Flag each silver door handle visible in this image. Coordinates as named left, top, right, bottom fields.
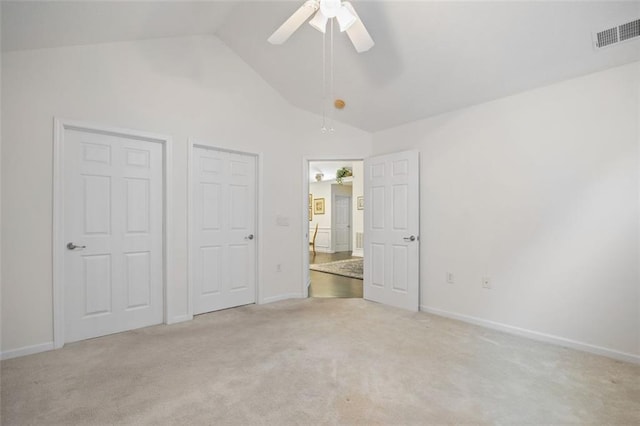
left=245, top=234, right=254, bottom=240
left=403, top=236, right=416, bottom=242
left=67, top=242, right=86, bottom=250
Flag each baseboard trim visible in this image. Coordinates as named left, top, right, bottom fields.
left=262, top=293, right=304, bottom=304
left=313, top=248, right=335, bottom=254
left=421, top=305, right=640, bottom=365
left=1, top=341, right=55, bottom=361
left=351, top=249, right=363, bottom=257
left=167, top=314, right=193, bottom=325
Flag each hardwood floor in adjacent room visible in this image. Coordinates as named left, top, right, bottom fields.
left=308, top=251, right=363, bottom=298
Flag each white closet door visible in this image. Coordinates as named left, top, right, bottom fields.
left=192, top=147, right=257, bottom=315
left=64, top=129, right=164, bottom=343
left=364, top=150, right=420, bottom=311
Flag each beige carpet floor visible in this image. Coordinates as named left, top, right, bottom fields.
left=2, top=298, right=639, bottom=425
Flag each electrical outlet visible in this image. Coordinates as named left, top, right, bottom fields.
left=276, top=264, right=282, bottom=272
left=446, top=272, right=454, bottom=284
left=482, top=277, right=491, bottom=289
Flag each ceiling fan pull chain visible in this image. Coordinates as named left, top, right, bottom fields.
left=321, top=25, right=327, bottom=133
left=329, top=17, right=335, bottom=132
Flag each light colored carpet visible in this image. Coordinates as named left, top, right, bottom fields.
left=309, top=259, right=363, bottom=280
left=2, top=298, right=639, bottom=425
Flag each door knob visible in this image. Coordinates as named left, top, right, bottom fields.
left=67, top=242, right=86, bottom=250
left=246, top=234, right=254, bottom=240
left=403, top=235, right=416, bottom=242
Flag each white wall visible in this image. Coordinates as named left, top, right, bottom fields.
left=1, top=35, right=371, bottom=355
left=309, top=180, right=333, bottom=229
left=637, top=63, right=640, bottom=355
left=0, top=4, right=3, bottom=354
left=308, top=180, right=354, bottom=253
left=309, top=180, right=333, bottom=252
left=351, top=161, right=364, bottom=257
left=373, top=62, right=640, bottom=359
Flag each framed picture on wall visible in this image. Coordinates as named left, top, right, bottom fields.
left=357, top=196, right=364, bottom=210
left=314, top=198, right=325, bottom=215
left=309, top=207, right=313, bottom=221
left=309, top=193, right=313, bottom=207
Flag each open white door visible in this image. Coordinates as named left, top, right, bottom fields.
left=363, top=151, right=420, bottom=311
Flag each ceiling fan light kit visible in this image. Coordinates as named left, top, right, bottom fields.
left=319, top=0, right=340, bottom=18
left=318, top=0, right=356, bottom=32
left=268, top=0, right=374, bottom=52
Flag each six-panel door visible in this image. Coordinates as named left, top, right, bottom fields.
left=192, top=147, right=257, bottom=315
left=363, top=151, right=420, bottom=311
left=64, top=129, right=164, bottom=343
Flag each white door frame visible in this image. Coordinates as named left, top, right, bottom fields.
left=187, top=139, right=262, bottom=316
left=302, top=156, right=363, bottom=297
left=52, top=118, right=174, bottom=349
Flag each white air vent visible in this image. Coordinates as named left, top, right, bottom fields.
left=594, top=18, right=640, bottom=49
left=619, top=19, right=640, bottom=41
left=355, top=232, right=364, bottom=250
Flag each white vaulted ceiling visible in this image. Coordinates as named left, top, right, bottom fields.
left=3, top=1, right=640, bottom=132
left=1, top=1, right=237, bottom=51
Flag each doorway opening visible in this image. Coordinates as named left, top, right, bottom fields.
left=305, top=160, right=364, bottom=298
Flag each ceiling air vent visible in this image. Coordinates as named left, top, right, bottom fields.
left=594, top=18, right=640, bottom=49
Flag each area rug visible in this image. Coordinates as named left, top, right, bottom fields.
left=309, top=258, right=363, bottom=280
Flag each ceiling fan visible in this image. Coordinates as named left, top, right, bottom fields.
left=268, top=0, right=375, bottom=53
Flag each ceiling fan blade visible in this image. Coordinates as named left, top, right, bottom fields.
left=343, top=2, right=375, bottom=53
left=309, top=10, right=328, bottom=34
left=268, top=1, right=319, bottom=45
